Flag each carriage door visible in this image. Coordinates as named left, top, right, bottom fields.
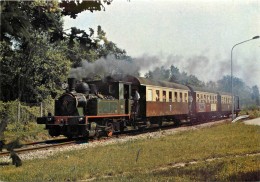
left=139, top=86, right=146, bottom=117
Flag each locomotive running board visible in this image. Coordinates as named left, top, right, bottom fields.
left=86, top=114, right=130, bottom=119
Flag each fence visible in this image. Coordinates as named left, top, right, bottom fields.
left=0, top=100, right=54, bottom=132
left=16, top=101, right=54, bottom=123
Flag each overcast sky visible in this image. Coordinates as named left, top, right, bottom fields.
left=64, top=0, right=260, bottom=88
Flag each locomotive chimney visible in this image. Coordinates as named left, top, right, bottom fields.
left=68, top=78, right=76, bottom=92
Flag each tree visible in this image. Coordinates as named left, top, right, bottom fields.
left=60, top=0, right=113, bottom=18
left=145, top=66, right=170, bottom=81
left=0, top=1, right=72, bottom=102
left=252, top=85, right=260, bottom=106
left=216, top=75, right=231, bottom=93
left=0, top=1, right=132, bottom=102
left=145, top=65, right=205, bottom=88
left=206, top=81, right=218, bottom=92
left=0, top=1, right=63, bottom=45
left=0, top=31, right=71, bottom=102
left=169, top=65, right=181, bottom=83
left=217, top=75, right=256, bottom=107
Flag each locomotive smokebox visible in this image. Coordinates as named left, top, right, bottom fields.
left=68, top=77, right=76, bottom=92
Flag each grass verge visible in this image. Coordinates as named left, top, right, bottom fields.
left=0, top=122, right=259, bottom=181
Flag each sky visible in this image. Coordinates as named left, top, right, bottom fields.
left=64, top=0, right=260, bottom=88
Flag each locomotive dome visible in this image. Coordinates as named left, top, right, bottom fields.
left=76, top=82, right=90, bottom=94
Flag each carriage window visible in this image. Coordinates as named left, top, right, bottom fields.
left=184, top=93, right=188, bottom=102
left=156, top=90, right=160, bottom=101
left=147, top=89, right=153, bottom=101
left=163, top=91, right=166, bottom=102
left=169, top=91, right=172, bottom=102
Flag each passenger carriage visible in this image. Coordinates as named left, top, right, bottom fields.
left=124, top=76, right=191, bottom=125
left=189, top=87, right=219, bottom=120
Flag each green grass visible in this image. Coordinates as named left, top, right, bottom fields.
left=0, top=122, right=259, bottom=181
left=109, top=155, right=260, bottom=182
left=4, top=122, right=50, bottom=144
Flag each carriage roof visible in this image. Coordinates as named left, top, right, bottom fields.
left=124, top=75, right=190, bottom=90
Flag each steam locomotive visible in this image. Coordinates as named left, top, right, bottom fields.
left=37, top=75, right=240, bottom=138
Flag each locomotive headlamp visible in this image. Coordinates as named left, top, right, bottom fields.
left=78, top=117, right=85, bottom=124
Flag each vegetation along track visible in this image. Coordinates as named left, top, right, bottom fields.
left=0, top=117, right=229, bottom=158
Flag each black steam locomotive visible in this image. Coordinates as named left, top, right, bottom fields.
left=37, top=75, right=240, bottom=138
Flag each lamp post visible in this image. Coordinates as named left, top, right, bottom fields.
left=231, top=36, right=259, bottom=120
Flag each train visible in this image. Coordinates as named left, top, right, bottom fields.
left=37, top=75, right=240, bottom=138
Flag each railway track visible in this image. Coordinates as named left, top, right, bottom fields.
left=0, top=138, right=80, bottom=157
left=0, top=118, right=229, bottom=157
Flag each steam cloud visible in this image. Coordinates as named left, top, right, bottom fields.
left=69, top=53, right=259, bottom=88
left=69, top=55, right=140, bottom=80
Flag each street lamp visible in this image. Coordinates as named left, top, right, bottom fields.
left=231, top=36, right=259, bottom=120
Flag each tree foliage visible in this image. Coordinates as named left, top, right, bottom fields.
left=0, top=0, right=132, bottom=102
left=60, top=0, right=113, bottom=18
left=251, top=85, right=259, bottom=106
left=0, top=1, right=63, bottom=45
left=0, top=31, right=71, bottom=102
left=217, top=76, right=258, bottom=107
left=145, top=65, right=205, bottom=87
left=0, top=1, right=69, bottom=102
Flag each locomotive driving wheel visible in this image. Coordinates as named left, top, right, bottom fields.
left=105, top=121, right=114, bottom=137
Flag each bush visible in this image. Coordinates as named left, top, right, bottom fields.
left=0, top=99, right=54, bottom=142
left=240, top=106, right=260, bottom=119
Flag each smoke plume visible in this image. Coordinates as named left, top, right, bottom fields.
left=69, top=55, right=140, bottom=80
